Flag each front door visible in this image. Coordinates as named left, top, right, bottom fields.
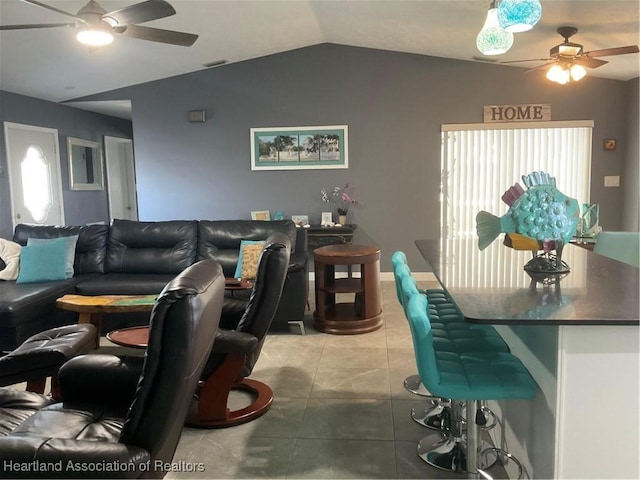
left=4, top=122, right=65, bottom=228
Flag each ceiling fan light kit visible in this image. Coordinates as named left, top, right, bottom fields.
left=499, top=25, right=638, bottom=85
left=74, top=0, right=113, bottom=46
left=570, top=64, right=587, bottom=81
left=476, top=2, right=514, bottom=55
left=546, top=63, right=586, bottom=84
left=497, top=0, right=543, bottom=33
left=76, top=27, right=113, bottom=46
left=0, top=0, right=198, bottom=47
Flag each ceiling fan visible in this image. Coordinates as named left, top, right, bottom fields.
left=0, top=0, right=198, bottom=47
left=502, top=26, right=639, bottom=83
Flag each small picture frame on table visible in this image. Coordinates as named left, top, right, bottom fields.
left=321, top=212, right=333, bottom=226
left=291, top=215, right=309, bottom=227
left=251, top=210, right=271, bottom=221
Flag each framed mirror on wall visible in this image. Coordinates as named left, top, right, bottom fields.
left=67, top=137, right=104, bottom=190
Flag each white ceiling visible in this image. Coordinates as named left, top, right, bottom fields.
left=1, top=0, right=638, bottom=119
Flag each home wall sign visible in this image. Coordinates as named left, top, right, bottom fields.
left=483, top=104, right=551, bottom=123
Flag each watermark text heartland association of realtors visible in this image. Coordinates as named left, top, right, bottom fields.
left=3, top=459, right=205, bottom=474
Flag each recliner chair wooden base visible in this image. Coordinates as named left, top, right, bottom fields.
left=186, top=352, right=274, bottom=428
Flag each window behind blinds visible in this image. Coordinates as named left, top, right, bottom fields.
left=440, top=121, right=593, bottom=288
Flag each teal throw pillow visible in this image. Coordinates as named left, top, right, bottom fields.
left=234, top=240, right=265, bottom=279
left=28, top=235, right=78, bottom=278
left=17, top=239, right=68, bottom=283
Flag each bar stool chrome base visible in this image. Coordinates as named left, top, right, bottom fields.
left=417, top=433, right=498, bottom=473
left=404, top=374, right=434, bottom=397
left=404, top=374, right=453, bottom=432
left=411, top=399, right=451, bottom=430
left=478, top=448, right=525, bottom=480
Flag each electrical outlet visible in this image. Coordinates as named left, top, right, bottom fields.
left=604, top=175, right=620, bottom=187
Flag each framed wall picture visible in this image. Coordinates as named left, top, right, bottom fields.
left=250, top=125, right=348, bottom=171
left=251, top=210, right=271, bottom=221
left=603, top=139, right=616, bottom=151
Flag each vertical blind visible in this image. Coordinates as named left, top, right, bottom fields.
left=440, top=121, right=593, bottom=288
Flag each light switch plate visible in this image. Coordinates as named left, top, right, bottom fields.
left=604, top=175, right=620, bottom=187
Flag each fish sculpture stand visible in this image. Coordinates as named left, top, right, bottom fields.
left=506, top=271, right=570, bottom=321
left=476, top=171, right=580, bottom=274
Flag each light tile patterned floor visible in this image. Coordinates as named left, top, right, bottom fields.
left=162, top=281, right=509, bottom=479
left=9, top=281, right=509, bottom=478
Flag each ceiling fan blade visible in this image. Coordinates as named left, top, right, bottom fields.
left=576, top=57, right=608, bottom=69
left=20, top=0, right=80, bottom=20
left=103, top=0, right=175, bottom=27
left=0, top=22, right=73, bottom=30
left=500, top=58, right=552, bottom=64
left=584, top=45, right=639, bottom=57
left=116, top=25, right=198, bottom=46
left=525, top=61, right=557, bottom=73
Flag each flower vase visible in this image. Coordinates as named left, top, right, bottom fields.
left=338, top=214, right=347, bottom=225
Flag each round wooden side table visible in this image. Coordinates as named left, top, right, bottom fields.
left=313, top=244, right=383, bottom=334
left=106, top=326, right=149, bottom=349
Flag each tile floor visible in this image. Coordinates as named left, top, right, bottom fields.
left=9, top=280, right=510, bottom=479
left=153, top=281, right=510, bottom=479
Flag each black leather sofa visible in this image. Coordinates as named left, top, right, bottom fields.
left=0, top=219, right=308, bottom=351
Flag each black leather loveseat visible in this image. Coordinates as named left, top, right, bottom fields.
left=0, top=219, right=308, bottom=351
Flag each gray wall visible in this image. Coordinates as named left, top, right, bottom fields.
left=0, top=91, right=133, bottom=239
left=32, top=44, right=640, bottom=270
left=623, top=77, right=639, bottom=231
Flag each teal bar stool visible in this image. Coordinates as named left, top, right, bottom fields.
left=392, top=253, right=510, bottom=418
left=399, top=271, right=509, bottom=434
left=392, top=251, right=434, bottom=396
left=593, top=231, right=640, bottom=268
left=399, top=271, right=508, bottom=352
left=394, top=257, right=510, bottom=440
left=405, top=292, right=537, bottom=475
left=392, top=251, right=467, bottom=394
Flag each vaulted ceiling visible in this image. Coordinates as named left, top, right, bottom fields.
left=1, top=0, right=638, bottom=119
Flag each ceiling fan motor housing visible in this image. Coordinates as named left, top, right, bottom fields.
left=76, top=0, right=111, bottom=28
left=551, top=26, right=583, bottom=58
left=551, top=42, right=583, bottom=58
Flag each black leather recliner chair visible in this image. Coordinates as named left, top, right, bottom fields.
left=186, top=232, right=291, bottom=428
left=0, top=259, right=226, bottom=478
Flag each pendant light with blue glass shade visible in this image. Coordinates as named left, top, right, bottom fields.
left=498, top=0, right=543, bottom=33
left=476, top=1, right=514, bottom=55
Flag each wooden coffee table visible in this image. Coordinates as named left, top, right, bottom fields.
left=56, top=294, right=157, bottom=348
left=57, top=279, right=253, bottom=349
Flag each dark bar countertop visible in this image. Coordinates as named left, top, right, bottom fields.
left=415, top=239, right=639, bottom=326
